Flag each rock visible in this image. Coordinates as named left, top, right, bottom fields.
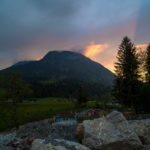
left=31, top=139, right=67, bottom=150
left=0, top=132, right=16, bottom=150
left=1, top=136, right=34, bottom=150
left=0, top=146, right=13, bottom=150
left=33, top=138, right=90, bottom=150
left=54, top=146, right=67, bottom=150
left=142, top=145, right=150, bottom=150
left=16, top=120, right=51, bottom=138
left=52, top=139, right=90, bottom=150
left=0, top=132, right=16, bottom=146
left=46, top=121, right=78, bottom=142
left=129, top=119, right=150, bottom=144
left=81, top=111, right=143, bottom=150
left=76, top=124, right=84, bottom=143
left=31, top=139, right=53, bottom=150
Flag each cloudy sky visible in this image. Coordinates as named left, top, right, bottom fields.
left=0, top=0, right=150, bottom=71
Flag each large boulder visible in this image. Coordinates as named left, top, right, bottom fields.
left=129, top=119, right=150, bottom=144
left=16, top=120, right=51, bottom=138
left=46, top=121, right=78, bottom=142
left=80, top=111, right=143, bottom=150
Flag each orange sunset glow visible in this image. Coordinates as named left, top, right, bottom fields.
left=136, top=44, right=148, bottom=52
left=84, top=42, right=109, bottom=58
left=35, top=56, right=42, bottom=61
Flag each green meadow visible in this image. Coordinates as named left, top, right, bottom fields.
left=0, top=97, right=98, bottom=132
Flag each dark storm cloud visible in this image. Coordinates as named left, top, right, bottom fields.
left=0, top=0, right=138, bottom=51
left=0, top=0, right=78, bottom=49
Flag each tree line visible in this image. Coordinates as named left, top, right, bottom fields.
left=113, top=36, right=150, bottom=113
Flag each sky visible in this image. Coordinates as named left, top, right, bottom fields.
left=0, top=0, right=150, bottom=72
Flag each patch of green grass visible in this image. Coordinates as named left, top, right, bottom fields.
left=0, top=97, right=87, bottom=132
left=0, top=97, right=122, bottom=132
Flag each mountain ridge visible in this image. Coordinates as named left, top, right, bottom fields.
left=2, top=50, right=114, bottom=86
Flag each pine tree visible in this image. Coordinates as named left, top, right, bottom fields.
left=141, top=43, right=150, bottom=112
left=145, top=44, right=150, bottom=83
left=113, top=37, right=139, bottom=111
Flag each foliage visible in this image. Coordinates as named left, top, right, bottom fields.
left=137, top=50, right=147, bottom=81
left=145, top=44, right=150, bottom=83
left=77, top=86, right=88, bottom=104
left=0, top=70, right=33, bottom=101
left=26, top=78, right=111, bottom=98
left=139, top=44, right=150, bottom=113
left=113, top=37, right=140, bottom=112
left=0, top=70, right=33, bottom=129
left=139, top=83, right=150, bottom=113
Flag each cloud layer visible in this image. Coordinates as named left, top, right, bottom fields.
left=0, top=0, right=150, bottom=71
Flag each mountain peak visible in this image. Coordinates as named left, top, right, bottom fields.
left=43, top=50, right=83, bottom=59
left=2, top=50, right=114, bottom=86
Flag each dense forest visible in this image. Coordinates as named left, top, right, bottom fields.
left=26, top=77, right=111, bottom=98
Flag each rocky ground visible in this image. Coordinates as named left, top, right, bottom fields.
left=0, top=111, right=150, bottom=150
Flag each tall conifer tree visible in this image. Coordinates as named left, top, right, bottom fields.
left=145, top=44, right=150, bottom=83
left=113, top=37, right=139, bottom=111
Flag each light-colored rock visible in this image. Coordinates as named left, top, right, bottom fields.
left=31, top=139, right=53, bottom=150
left=129, top=119, right=150, bottom=144
left=31, top=139, right=67, bottom=150
left=81, top=111, right=143, bottom=150
left=53, top=139, right=90, bottom=150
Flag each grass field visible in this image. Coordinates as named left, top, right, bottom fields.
left=0, top=97, right=97, bottom=132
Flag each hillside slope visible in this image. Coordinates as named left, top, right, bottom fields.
left=4, top=51, right=114, bottom=86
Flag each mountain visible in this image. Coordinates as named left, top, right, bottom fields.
left=3, top=51, right=114, bottom=86
left=12, top=60, right=34, bottom=67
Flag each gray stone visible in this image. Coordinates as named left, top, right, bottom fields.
left=31, top=138, right=90, bottom=150
left=0, top=132, right=16, bottom=145
left=46, top=121, right=78, bottom=143
left=0, top=146, right=13, bottom=150
left=129, top=119, right=150, bottom=144
left=81, top=111, right=143, bottom=150
left=142, top=145, right=150, bottom=150
left=53, top=139, right=90, bottom=150
left=16, top=120, right=51, bottom=138
left=0, top=132, right=16, bottom=150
